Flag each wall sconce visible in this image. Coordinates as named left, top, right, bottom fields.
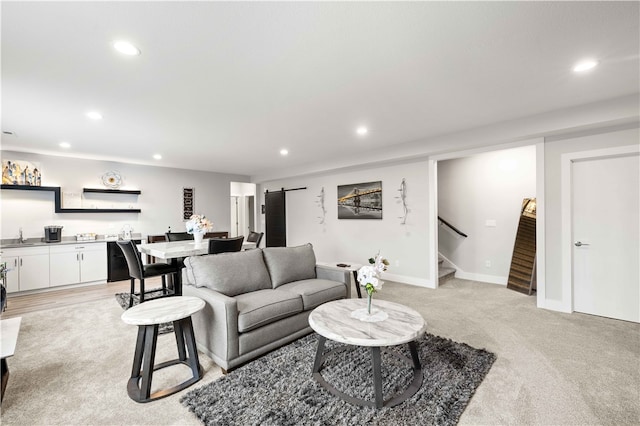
left=396, top=178, right=408, bottom=224
left=316, top=187, right=326, bottom=224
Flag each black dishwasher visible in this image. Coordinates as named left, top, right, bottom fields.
left=107, top=240, right=141, bottom=282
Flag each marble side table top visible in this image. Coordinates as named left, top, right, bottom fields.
left=309, top=299, right=425, bottom=347
left=121, top=296, right=205, bottom=326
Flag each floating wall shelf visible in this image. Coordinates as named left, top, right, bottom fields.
left=83, top=188, right=142, bottom=195
left=1, top=185, right=142, bottom=213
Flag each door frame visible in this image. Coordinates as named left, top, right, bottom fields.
left=428, top=137, right=544, bottom=300
left=560, top=144, right=640, bottom=313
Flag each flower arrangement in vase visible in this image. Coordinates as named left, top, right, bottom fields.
left=185, top=214, right=213, bottom=243
left=357, top=252, right=389, bottom=314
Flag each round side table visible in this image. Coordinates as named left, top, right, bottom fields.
left=121, top=296, right=205, bottom=403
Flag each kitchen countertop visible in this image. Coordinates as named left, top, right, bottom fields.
left=0, top=233, right=144, bottom=249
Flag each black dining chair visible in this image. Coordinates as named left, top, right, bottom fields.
left=246, top=231, right=264, bottom=249
left=117, top=240, right=179, bottom=307
left=208, top=236, right=245, bottom=254
left=165, top=232, right=194, bottom=241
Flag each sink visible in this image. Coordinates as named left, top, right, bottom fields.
left=1, top=239, right=39, bottom=247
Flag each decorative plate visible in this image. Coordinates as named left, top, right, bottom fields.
left=102, top=171, right=122, bottom=189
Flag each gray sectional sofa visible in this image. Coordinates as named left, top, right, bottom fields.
left=181, top=243, right=351, bottom=371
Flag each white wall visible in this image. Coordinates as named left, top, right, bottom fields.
left=0, top=151, right=248, bottom=240
left=437, top=146, right=537, bottom=283
left=543, top=126, right=639, bottom=303
left=260, top=161, right=432, bottom=286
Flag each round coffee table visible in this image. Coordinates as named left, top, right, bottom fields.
left=308, top=298, right=426, bottom=409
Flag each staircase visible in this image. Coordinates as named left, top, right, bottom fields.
left=507, top=198, right=537, bottom=295
left=438, top=256, right=456, bottom=284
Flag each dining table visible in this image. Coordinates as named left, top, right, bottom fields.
left=138, top=239, right=257, bottom=296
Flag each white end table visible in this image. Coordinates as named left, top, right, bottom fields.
left=1, top=317, right=21, bottom=403
left=121, top=296, right=205, bottom=403
left=309, top=299, right=425, bottom=408
left=316, top=262, right=363, bottom=298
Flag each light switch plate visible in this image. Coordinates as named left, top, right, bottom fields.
left=485, top=219, right=497, bottom=227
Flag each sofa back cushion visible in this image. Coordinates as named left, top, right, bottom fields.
left=262, top=243, right=317, bottom=288
left=183, top=249, right=272, bottom=297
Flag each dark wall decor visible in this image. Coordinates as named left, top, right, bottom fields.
left=183, top=187, right=194, bottom=220
left=337, top=181, right=382, bottom=219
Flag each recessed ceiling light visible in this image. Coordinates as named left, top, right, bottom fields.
left=356, top=126, right=368, bottom=136
left=59, top=142, right=71, bottom=148
left=86, top=111, right=103, bottom=120
left=573, top=60, right=598, bottom=73
left=113, top=40, right=141, bottom=56
left=280, top=149, right=289, bottom=156
left=153, top=154, right=162, bottom=160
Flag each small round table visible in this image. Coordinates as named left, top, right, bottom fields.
left=308, top=298, right=426, bottom=409
left=121, top=296, right=205, bottom=403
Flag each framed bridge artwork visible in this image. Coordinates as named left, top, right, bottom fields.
left=337, top=181, right=382, bottom=219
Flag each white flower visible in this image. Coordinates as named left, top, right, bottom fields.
left=357, top=252, right=389, bottom=295
left=185, top=214, right=213, bottom=234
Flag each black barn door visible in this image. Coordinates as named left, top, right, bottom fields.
left=265, top=190, right=286, bottom=247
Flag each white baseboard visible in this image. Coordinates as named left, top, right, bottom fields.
left=383, top=272, right=435, bottom=289
left=438, top=252, right=507, bottom=285
left=454, top=270, right=507, bottom=285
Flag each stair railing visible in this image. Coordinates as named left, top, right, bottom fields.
left=438, top=216, right=468, bottom=238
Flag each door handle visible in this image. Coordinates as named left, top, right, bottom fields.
left=574, top=241, right=590, bottom=247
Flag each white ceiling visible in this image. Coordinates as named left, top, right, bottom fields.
left=2, top=2, right=639, bottom=180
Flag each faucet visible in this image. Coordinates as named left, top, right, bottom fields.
left=19, top=227, right=26, bottom=243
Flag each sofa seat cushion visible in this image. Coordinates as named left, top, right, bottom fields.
left=277, top=279, right=347, bottom=310
left=183, top=249, right=272, bottom=297
left=262, top=243, right=317, bottom=288
left=235, top=289, right=303, bottom=333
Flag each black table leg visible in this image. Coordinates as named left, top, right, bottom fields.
left=168, top=259, right=182, bottom=296
left=312, top=335, right=327, bottom=373
left=311, top=339, right=423, bottom=409
left=1, top=358, right=9, bottom=402
left=140, top=325, right=159, bottom=400
left=371, top=347, right=383, bottom=408
left=174, top=320, right=187, bottom=361
left=181, top=317, right=201, bottom=379
left=353, top=271, right=362, bottom=298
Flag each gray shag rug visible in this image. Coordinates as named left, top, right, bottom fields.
left=181, top=333, right=496, bottom=425
left=114, top=291, right=173, bottom=334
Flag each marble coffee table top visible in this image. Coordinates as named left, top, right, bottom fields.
left=121, top=296, right=205, bottom=326
left=309, top=299, right=425, bottom=347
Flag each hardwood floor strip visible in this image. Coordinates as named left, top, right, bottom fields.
left=0, top=279, right=162, bottom=319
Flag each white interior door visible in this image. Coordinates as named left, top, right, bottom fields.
left=572, top=153, right=639, bottom=322
left=230, top=196, right=239, bottom=237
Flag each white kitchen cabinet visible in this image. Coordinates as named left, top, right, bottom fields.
left=1, top=247, right=50, bottom=292
left=50, top=243, right=107, bottom=286
left=2, top=256, right=20, bottom=293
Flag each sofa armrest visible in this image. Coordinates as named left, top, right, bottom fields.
left=182, top=285, right=240, bottom=362
left=316, top=265, right=352, bottom=299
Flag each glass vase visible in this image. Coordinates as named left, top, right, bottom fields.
left=367, top=292, right=372, bottom=314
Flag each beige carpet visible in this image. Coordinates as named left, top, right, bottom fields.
left=1, top=278, right=638, bottom=425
